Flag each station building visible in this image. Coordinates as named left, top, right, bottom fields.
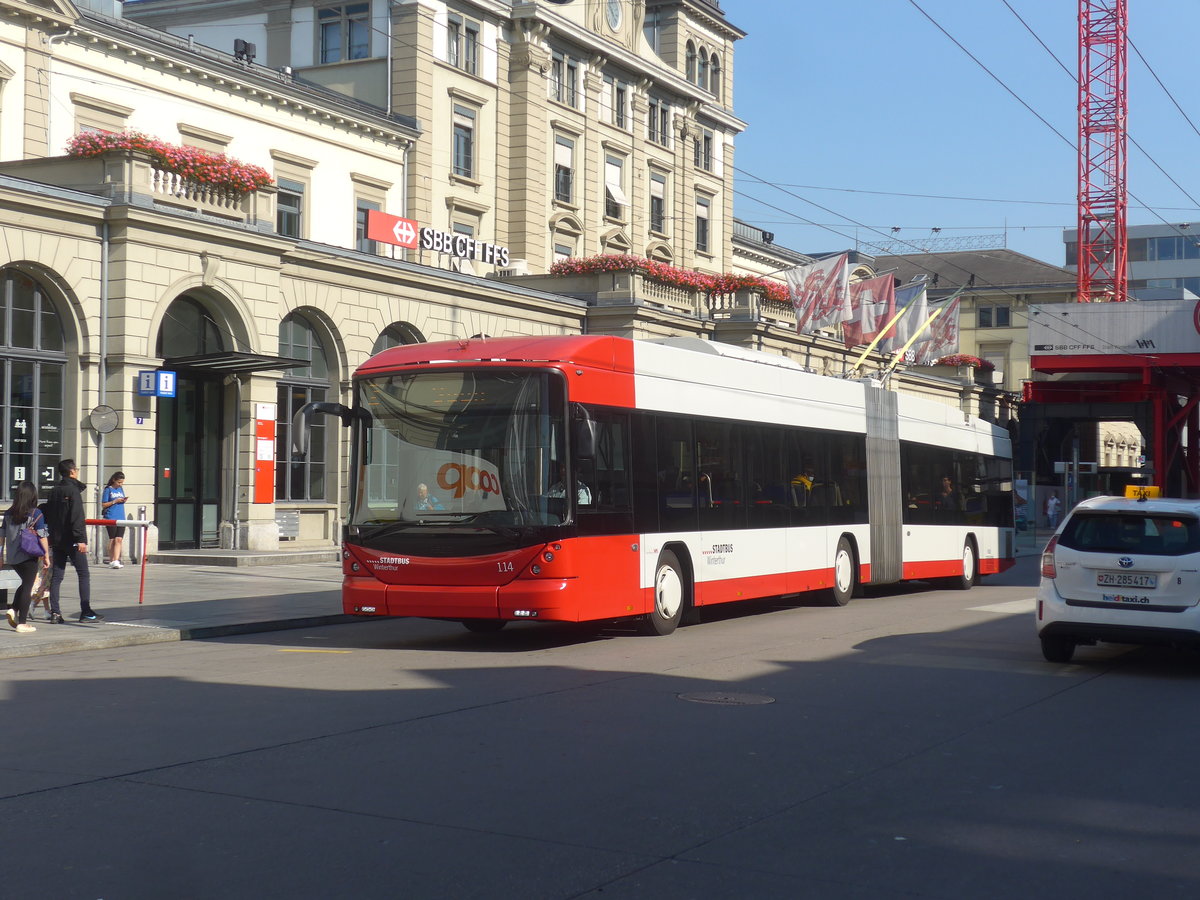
left=0, top=0, right=1005, bottom=555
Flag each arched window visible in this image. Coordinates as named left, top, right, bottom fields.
left=157, top=295, right=225, bottom=357
left=0, top=269, right=67, bottom=498
left=371, top=323, right=424, bottom=355
left=276, top=312, right=333, bottom=502
left=697, top=48, right=708, bottom=91
left=685, top=41, right=696, bottom=82
left=709, top=54, right=721, bottom=99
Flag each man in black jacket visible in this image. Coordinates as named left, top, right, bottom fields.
left=45, top=459, right=99, bottom=623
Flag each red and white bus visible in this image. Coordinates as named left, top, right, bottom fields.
left=298, top=335, right=1015, bottom=635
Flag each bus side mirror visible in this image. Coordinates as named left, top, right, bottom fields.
left=572, top=406, right=596, bottom=460
left=291, top=401, right=358, bottom=457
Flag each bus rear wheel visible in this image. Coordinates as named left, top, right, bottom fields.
left=642, top=549, right=687, bottom=636
left=827, top=537, right=856, bottom=607
left=953, top=541, right=977, bottom=591
left=462, top=619, right=507, bottom=634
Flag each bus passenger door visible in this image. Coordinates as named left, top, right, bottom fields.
left=575, top=411, right=639, bottom=619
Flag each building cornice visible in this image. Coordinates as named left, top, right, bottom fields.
left=69, top=10, right=421, bottom=146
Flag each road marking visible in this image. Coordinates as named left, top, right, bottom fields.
left=969, top=598, right=1036, bottom=615
left=276, top=649, right=353, bottom=654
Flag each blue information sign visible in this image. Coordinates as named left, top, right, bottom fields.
left=137, top=370, right=177, bottom=398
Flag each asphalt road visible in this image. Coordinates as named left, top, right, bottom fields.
left=4, top=555, right=1198, bottom=899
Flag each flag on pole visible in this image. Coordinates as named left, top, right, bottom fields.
left=843, top=274, right=897, bottom=349
left=786, top=252, right=850, bottom=334
left=883, top=280, right=928, bottom=352
left=912, top=295, right=963, bottom=365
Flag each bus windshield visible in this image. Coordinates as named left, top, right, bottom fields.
left=351, top=368, right=569, bottom=528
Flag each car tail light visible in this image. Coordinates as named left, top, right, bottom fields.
left=1041, top=535, right=1058, bottom=579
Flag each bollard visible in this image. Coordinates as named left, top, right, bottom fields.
left=86, top=518, right=153, bottom=604
left=131, top=506, right=147, bottom=565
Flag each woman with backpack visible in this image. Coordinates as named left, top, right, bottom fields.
left=2, top=480, right=51, bottom=633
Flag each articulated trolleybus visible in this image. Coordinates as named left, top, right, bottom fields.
left=298, top=335, right=1015, bottom=635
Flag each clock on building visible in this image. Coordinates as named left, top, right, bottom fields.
left=606, top=0, right=622, bottom=30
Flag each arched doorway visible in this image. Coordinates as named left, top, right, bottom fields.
left=155, top=295, right=226, bottom=548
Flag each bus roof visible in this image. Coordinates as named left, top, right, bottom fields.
left=356, top=335, right=631, bottom=377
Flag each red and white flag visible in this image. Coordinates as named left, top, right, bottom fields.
left=843, top=274, right=896, bottom=348
left=786, top=253, right=850, bottom=334
left=912, top=295, right=962, bottom=365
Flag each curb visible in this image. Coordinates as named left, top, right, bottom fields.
left=0, top=614, right=363, bottom=661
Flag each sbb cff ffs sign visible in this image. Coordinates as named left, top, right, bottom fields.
left=366, top=210, right=419, bottom=248
left=365, top=210, right=510, bottom=266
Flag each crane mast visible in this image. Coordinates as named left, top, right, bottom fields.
left=1077, top=0, right=1128, bottom=302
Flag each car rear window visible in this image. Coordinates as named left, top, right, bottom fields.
left=1059, top=512, right=1200, bottom=556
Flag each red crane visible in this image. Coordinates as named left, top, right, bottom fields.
left=1077, top=0, right=1128, bottom=302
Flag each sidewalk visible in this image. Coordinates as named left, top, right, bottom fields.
left=0, top=559, right=351, bottom=660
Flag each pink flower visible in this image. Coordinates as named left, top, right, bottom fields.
left=66, top=131, right=273, bottom=194
left=549, top=254, right=787, bottom=302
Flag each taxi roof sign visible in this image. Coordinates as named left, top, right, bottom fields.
left=1125, top=484, right=1162, bottom=499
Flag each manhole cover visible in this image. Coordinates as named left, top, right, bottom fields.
left=678, top=691, right=775, bottom=706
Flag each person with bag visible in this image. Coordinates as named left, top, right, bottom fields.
left=2, top=480, right=51, bottom=634
left=45, top=458, right=100, bottom=624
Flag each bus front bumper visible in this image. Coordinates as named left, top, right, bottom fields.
left=344, top=576, right=575, bottom=621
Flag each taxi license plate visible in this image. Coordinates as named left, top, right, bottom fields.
left=1097, top=572, right=1157, bottom=588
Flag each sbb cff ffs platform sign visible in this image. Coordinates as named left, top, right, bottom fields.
left=137, top=370, right=177, bottom=398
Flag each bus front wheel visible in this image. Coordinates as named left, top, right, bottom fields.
left=642, top=549, right=687, bottom=636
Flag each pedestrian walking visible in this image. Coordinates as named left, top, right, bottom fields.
left=102, top=470, right=128, bottom=568
left=44, top=459, right=100, bottom=623
left=1, top=481, right=51, bottom=634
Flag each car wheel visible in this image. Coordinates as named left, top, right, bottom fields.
left=462, top=619, right=507, bottom=634
left=826, top=537, right=856, bottom=607
left=641, top=549, right=687, bottom=635
left=1040, top=634, right=1075, bottom=663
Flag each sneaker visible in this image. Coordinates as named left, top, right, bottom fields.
left=112, top=561, right=123, bottom=569
left=50, top=613, right=65, bottom=624
left=15, top=623, right=35, bottom=634
left=78, top=612, right=103, bottom=622
left=5, top=608, right=15, bottom=629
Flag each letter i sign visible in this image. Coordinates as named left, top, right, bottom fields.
left=366, top=210, right=419, bottom=249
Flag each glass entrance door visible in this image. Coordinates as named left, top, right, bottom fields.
left=155, top=376, right=222, bottom=548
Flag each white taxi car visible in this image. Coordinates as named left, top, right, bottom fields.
left=1036, top=495, right=1200, bottom=663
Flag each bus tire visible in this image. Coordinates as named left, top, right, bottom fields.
left=642, top=549, right=687, bottom=636
left=953, top=540, right=978, bottom=591
left=827, top=537, right=856, bottom=607
left=462, top=619, right=507, bottom=634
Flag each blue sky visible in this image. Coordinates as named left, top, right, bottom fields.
left=729, top=0, right=1200, bottom=268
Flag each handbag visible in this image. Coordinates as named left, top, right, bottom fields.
left=18, top=522, right=44, bottom=557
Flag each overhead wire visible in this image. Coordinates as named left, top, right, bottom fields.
left=734, top=0, right=1197, bottom=361
left=1000, top=0, right=1200, bottom=216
